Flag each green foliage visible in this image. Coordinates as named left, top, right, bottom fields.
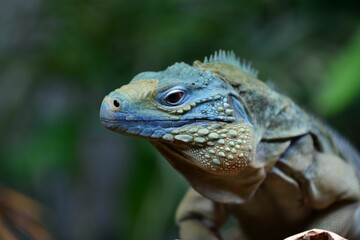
left=1, top=119, right=79, bottom=186
left=124, top=141, right=186, bottom=240
left=316, top=26, right=360, bottom=116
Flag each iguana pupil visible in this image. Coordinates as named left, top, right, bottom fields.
left=163, top=89, right=185, bottom=105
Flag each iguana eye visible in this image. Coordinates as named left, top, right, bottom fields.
left=163, top=89, right=186, bottom=106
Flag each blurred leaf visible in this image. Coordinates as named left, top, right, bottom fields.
left=315, top=25, right=360, bottom=116
left=0, top=187, right=52, bottom=240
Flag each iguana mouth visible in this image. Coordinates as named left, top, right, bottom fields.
left=100, top=98, right=230, bottom=132
left=100, top=118, right=198, bottom=128
left=100, top=117, right=218, bottom=138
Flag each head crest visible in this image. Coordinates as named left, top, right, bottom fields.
left=203, top=50, right=259, bottom=78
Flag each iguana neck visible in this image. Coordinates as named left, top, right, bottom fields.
left=152, top=136, right=291, bottom=204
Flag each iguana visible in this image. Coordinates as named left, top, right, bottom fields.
left=100, top=50, right=360, bottom=239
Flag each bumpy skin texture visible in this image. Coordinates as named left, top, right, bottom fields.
left=100, top=51, right=360, bottom=239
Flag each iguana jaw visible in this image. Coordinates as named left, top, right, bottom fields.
left=153, top=121, right=256, bottom=175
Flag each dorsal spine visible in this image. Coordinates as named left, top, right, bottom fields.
left=203, top=50, right=259, bottom=78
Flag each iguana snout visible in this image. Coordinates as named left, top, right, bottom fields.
left=100, top=79, right=157, bottom=117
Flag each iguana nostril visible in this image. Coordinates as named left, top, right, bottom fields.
left=113, top=99, right=120, bottom=108
left=108, top=98, right=121, bottom=112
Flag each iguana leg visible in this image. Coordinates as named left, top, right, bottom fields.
left=348, top=205, right=360, bottom=238
left=277, top=134, right=360, bottom=238
left=306, top=201, right=360, bottom=237
left=304, top=151, right=360, bottom=238
left=176, top=188, right=227, bottom=240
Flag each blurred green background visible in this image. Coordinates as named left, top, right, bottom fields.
left=1, top=0, right=359, bottom=239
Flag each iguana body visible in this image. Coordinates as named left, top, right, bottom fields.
left=100, top=51, right=360, bottom=239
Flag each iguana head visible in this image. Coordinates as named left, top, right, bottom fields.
left=100, top=51, right=257, bottom=176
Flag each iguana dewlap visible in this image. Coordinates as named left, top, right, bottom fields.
left=100, top=51, right=360, bottom=239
